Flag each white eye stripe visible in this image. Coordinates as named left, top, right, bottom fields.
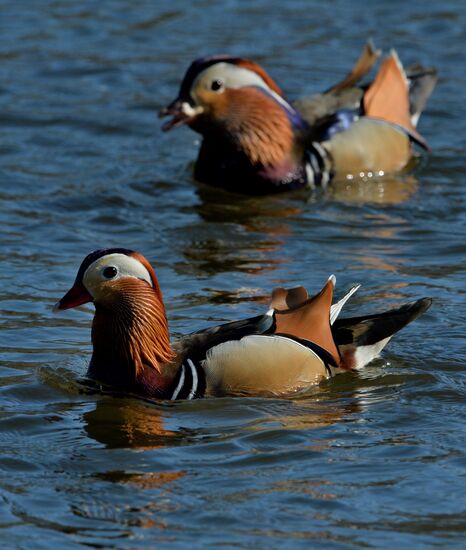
left=194, top=63, right=268, bottom=93
left=192, top=63, right=296, bottom=117
left=83, top=253, right=153, bottom=297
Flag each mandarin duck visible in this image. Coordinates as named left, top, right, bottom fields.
left=55, top=248, right=431, bottom=399
left=160, top=41, right=437, bottom=194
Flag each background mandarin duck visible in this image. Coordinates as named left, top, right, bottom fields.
left=55, top=248, right=431, bottom=399
left=160, top=41, right=437, bottom=194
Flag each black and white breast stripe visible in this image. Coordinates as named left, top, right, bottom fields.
left=305, top=143, right=333, bottom=190
left=170, top=358, right=206, bottom=400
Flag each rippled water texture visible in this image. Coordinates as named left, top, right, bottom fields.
left=0, top=1, right=465, bottom=547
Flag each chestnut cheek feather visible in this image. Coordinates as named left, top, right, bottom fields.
left=90, top=279, right=175, bottom=383
left=54, top=282, right=93, bottom=311
left=221, top=89, right=295, bottom=168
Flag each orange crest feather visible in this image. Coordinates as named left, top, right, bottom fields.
left=273, top=280, right=340, bottom=366
left=235, top=59, right=285, bottom=97
left=364, top=51, right=428, bottom=148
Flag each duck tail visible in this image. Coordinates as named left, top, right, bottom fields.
left=326, top=39, right=381, bottom=93
left=405, top=64, right=438, bottom=127
left=332, top=298, right=432, bottom=370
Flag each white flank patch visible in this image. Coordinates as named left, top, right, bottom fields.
left=353, top=337, right=391, bottom=370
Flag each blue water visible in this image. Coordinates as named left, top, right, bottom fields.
left=0, top=1, right=465, bottom=548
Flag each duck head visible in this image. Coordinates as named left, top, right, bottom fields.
left=55, top=249, right=175, bottom=395
left=160, top=56, right=310, bottom=192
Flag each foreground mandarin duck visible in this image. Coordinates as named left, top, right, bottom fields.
left=55, top=248, right=431, bottom=399
left=160, top=42, right=437, bottom=194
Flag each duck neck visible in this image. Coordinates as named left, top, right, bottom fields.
left=88, top=281, right=176, bottom=397
left=194, top=90, right=309, bottom=192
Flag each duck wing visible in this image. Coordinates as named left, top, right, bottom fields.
left=173, top=279, right=341, bottom=397
left=293, top=40, right=380, bottom=127
left=333, top=297, right=432, bottom=371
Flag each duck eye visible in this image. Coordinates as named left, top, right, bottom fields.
left=102, top=266, right=118, bottom=279
left=210, top=79, right=224, bottom=92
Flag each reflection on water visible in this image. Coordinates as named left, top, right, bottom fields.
left=329, top=174, right=419, bottom=205
left=194, top=184, right=303, bottom=230
left=83, top=397, right=180, bottom=450
left=179, top=236, right=286, bottom=277
left=82, top=386, right=362, bottom=452
left=185, top=174, right=419, bottom=281
left=250, top=397, right=362, bottom=434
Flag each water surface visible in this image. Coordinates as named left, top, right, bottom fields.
left=0, top=1, right=465, bottom=548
